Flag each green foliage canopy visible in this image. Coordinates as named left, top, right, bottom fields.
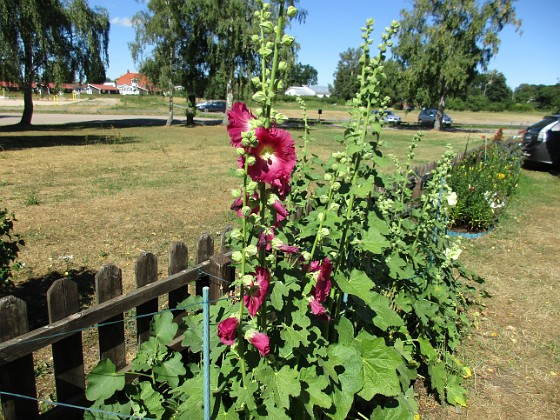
left=393, top=0, right=521, bottom=129
left=0, top=0, right=110, bottom=126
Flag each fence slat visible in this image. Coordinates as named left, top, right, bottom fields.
left=195, top=233, right=215, bottom=296
left=95, top=264, right=126, bottom=370
left=0, top=296, right=39, bottom=419
left=168, top=241, right=189, bottom=309
left=208, top=254, right=233, bottom=302
left=47, top=279, right=85, bottom=413
left=135, top=252, right=159, bottom=345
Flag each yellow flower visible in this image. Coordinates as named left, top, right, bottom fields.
left=462, top=367, right=472, bottom=378
left=497, top=173, right=506, bottom=180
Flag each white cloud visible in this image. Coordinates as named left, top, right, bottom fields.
left=111, top=17, right=133, bottom=28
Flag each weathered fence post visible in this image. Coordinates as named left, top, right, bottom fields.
left=195, top=233, right=215, bottom=296
left=95, top=264, right=126, bottom=370
left=0, top=296, right=39, bottom=419
left=168, top=241, right=189, bottom=309
left=47, top=279, right=85, bottom=416
left=135, top=252, right=159, bottom=346
left=208, top=254, right=233, bottom=302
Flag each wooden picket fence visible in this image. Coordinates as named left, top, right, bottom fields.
left=0, top=232, right=234, bottom=420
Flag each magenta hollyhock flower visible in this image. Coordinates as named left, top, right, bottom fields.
left=308, top=258, right=333, bottom=303
left=230, top=192, right=260, bottom=218
left=257, top=230, right=275, bottom=252
left=217, top=316, right=239, bottom=346
left=309, top=298, right=331, bottom=321
left=271, top=199, right=288, bottom=224
left=246, top=331, right=270, bottom=357
left=241, top=127, right=296, bottom=185
left=277, top=243, right=300, bottom=254
left=227, top=102, right=255, bottom=147
left=243, top=267, right=270, bottom=317
left=270, top=176, right=291, bottom=198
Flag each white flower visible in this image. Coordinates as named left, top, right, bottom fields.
left=447, top=191, right=458, bottom=207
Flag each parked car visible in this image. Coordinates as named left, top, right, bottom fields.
left=196, top=100, right=226, bottom=113
left=417, top=108, right=453, bottom=127
left=520, top=114, right=560, bottom=167
left=373, top=110, right=402, bottom=125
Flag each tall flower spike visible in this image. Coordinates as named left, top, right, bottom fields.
left=227, top=102, right=256, bottom=147
left=242, top=127, right=297, bottom=185
left=243, top=267, right=270, bottom=317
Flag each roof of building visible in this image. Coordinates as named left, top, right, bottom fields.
left=115, top=71, right=152, bottom=90
left=88, top=84, right=120, bottom=92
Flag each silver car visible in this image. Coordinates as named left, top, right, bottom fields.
left=521, top=114, right=560, bottom=167
left=418, top=108, right=452, bottom=127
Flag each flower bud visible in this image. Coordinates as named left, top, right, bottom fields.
left=301, top=251, right=311, bottom=262
left=235, top=168, right=245, bottom=178
left=241, top=206, right=252, bottom=217
left=324, top=173, right=332, bottom=181
left=287, top=6, right=298, bottom=17
left=231, top=251, right=242, bottom=262
left=245, top=244, right=258, bottom=257
left=247, top=156, right=256, bottom=166
left=317, top=212, right=325, bottom=222
left=281, top=35, right=295, bottom=46
left=236, top=147, right=245, bottom=156
left=332, top=182, right=341, bottom=191
left=319, top=228, right=330, bottom=237
left=260, top=21, right=274, bottom=34
left=231, top=189, right=241, bottom=199
left=319, top=195, right=329, bottom=204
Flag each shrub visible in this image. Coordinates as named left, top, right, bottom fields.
left=448, top=132, right=524, bottom=231
left=0, top=208, right=25, bottom=285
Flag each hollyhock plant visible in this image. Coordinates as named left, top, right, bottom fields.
left=227, top=102, right=256, bottom=147
left=243, top=267, right=270, bottom=316
left=309, top=258, right=333, bottom=302
left=218, top=316, right=239, bottom=346
left=242, top=127, right=297, bottom=186
left=245, top=330, right=270, bottom=357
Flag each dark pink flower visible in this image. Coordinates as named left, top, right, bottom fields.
left=217, top=317, right=239, bottom=345
left=231, top=192, right=260, bottom=218
left=277, top=243, right=300, bottom=254
left=246, top=331, right=270, bottom=357
left=309, top=298, right=331, bottom=321
left=227, top=102, right=255, bottom=147
left=270, top=176, right=291, bottom=198
left=243, top=267, right=270, bottom=317
left=257, top=229, right=274, bottom=251
left=308, top=258, right=333, bottom=303
left=271, top=199, right=288, bottom=223
left=242, top=127, right=297, bottom=185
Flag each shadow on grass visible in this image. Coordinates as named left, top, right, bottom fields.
left=0, top=268, right=96, bottom=330
left=522, top=160, right=560, bottom=176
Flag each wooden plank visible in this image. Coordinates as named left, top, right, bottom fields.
left=47, top=279, right=85, bottom=415
left=195, top=233, right=214, bottom=296
left=208, top=254, right=233, bottom=302
left=135, top=253, right=158, bottom=345
left=95, top=264, right=126, bottom=370
left=168, top=241, right=189, bottom=310
left=0, top=260, right=212, bottom=366
left=0, top=296, right=39, bottom=419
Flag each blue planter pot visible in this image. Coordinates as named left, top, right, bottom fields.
left=447, top=226, right=493, bottom=239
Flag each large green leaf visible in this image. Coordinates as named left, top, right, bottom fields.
left=326, top=344, right=363, bottom=420
left=361, top=227, right=390, bottom=254
left=85, top=359, right=125, bottom=401
left=257, top=364, right=301, bottom=410
left=152, top=311, right=178, bottom=345
left=299, top=367, right=332, bottom=416
left=353, top=332, right=403, bottom=400
left=135, top=382, right=165, bottom=419
left=153, top=352, right=186, bottom=388
left=230, top=378, right=259, bottom=411
left=336, top=269, right=372, bottom=302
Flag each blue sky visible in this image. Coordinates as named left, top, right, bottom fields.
left=91, top=0, right=559, bottom=90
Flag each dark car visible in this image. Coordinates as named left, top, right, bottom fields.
left=520, top=114, right=560, bottom=167
left=196, top=100, right=226, bottom=113
left=418, top=108, right=453, bottom=127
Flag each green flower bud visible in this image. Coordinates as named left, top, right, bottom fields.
left=252, top=91, right=267, bottom=104
left=278, top=61, right=288, bottom=71
left=235, top=168, right=245, bottom=178
left=287, top=5, right=298, bottom=17
left=247, top=156, right=256, bottom=166
left=236, top=147, right=245, bottom=156
left=324, top=173, right=332, bottom=181
left=245, top=244, right=258, bottom=257
left=319, top=228, right=330, bottom=237
left=231, top=251, right=242, bottom=262
left=241, top=206, right=252, bottom=217
left=332, top=182, right=341, bottom=191
left=229, top=229, right=241, bottom=239
left=281, top=35, right=295, bottom=46
left=231, top=189, right=241, bottom=199
left=260, top=21, right=274, bottom=34
left=319, top=195, right=329, bottom=204
left=301, top=251, right=311, bottom=262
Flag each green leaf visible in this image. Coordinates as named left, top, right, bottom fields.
left=257, top=364, right=301, bottom=410
left=354, top=332, right=403, bottom=400
left=299, top=367, right=332, bottom=415
left=368, top=291, right=404, bottom=331
left=175, top=375, right=204, bottom=419
left=418, top=337, right=438, bottom=362
left=335, top=316, right=354, bottom=346
left=361, top=227, right=390, bottom=254
left=153, top=352, right=186, bottom=388
left=135, top=382, right=165, bottom=419
left=336, top=269, right=372, bottom=302
left=280, top=324, right=310, bottom=355
left=230, top=378, right=259, bottom=411
left=326, top=344, right=363, bottom=420
left=85, top=359, right=125, bottom=401
left=446, top=374, right=467, bottom=407
left=152, top=311, right=178, bottom=345
left=182, top=312, right=203, bottom=353
left=270, top=280, right=289, bottom=311
left=428, top=361, right=446, bottom=400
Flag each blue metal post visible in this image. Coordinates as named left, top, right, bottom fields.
left=202, top=286, right=211, bottom=420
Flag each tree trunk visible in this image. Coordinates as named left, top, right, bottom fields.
left=222, top=75, right=234, bottom=125
left=166, top=78, right=174, bottom=127
left=19, top=41, right=34, bottom=127
left=435, top=81, right=447, bottom=131
left=186, top=94, right=196, bottom=126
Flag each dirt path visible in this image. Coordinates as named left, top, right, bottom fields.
left=446, top=168, right=560, bottom=419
